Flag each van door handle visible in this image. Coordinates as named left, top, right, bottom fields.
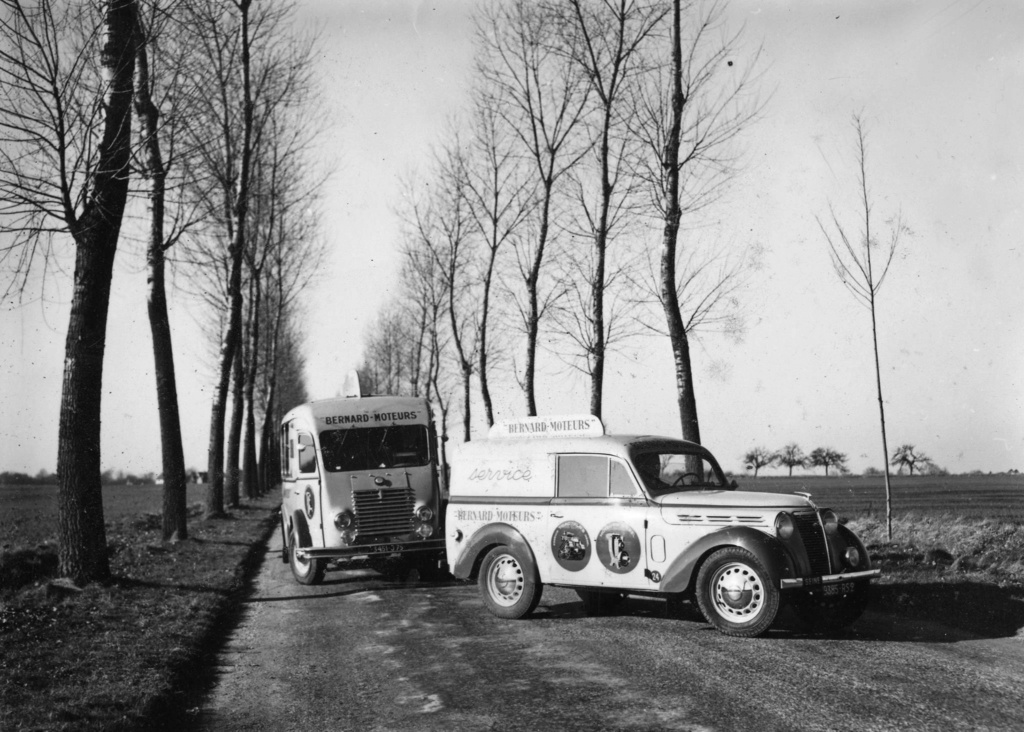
left=550, top=512, right=563, bottom=518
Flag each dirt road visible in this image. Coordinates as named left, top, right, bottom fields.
left=190, top=533, right=1024, bottom=732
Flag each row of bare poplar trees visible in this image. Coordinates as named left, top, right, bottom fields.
left=358, top=0, right=761, bottom=450
left=0, top=0, right=322, bottom=584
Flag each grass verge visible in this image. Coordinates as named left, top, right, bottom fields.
left=0, top=497, right=279, bottom=732
left=847, top=513, right=1024, bottom=637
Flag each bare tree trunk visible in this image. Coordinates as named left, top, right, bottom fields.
left=135, top=16, right=188, bottom=541
left=524, top=189, right=552, bottom=416
left=225, top=337, right=244, bottom=508
left=205, top=321, right=236, bottom=516
left=870, top=242, right=894, bottom=539
left=257, top=380, right=276, bottom=494
left=588, top=93, right=615, bottom=420
left=660, top=0, right=701, bottom=444
left=241, top=278, right=261, bottom=499
left=58, top=240, right=118, bottom=583
left=478, top=258, right=496, bottom=426
left=57, top=0, right=138, bottom=584
left=205, top=0, right=254, bottom=518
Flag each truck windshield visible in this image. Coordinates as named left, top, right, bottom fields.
left=630, top=449, right=727, bottom=497
left=319, top=425, right=430, bottom=472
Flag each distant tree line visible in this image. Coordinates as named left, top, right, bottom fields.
left=742, top=443, right=945, bottom=478
left=0, top=0, right=322, bottom=584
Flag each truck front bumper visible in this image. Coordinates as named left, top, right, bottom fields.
left=296, top=539, right=446, bottom=561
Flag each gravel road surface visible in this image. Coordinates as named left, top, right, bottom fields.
left=190, top=533, right=1024, bottom=732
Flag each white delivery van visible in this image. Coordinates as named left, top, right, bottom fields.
left=445, top=415, right=880, bottom=637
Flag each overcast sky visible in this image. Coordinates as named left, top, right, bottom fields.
left=1, top=0, right=1021, bottom=477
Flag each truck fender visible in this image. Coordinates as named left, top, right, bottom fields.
left=279, top=510, right=290, bottom=563
left=659, top=526, right=796, bottom=594
left=290, top=511, right=312, bottom=548
left=451, top=523, right=537, bottom=581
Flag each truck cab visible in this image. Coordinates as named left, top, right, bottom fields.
left=280, top=393, right=446, bottom=584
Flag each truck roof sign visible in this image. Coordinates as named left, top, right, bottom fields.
left=488, top=414, right=604, bottom=439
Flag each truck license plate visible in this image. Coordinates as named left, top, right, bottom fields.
left=371, top=544, right=402, bottom=554
left=824, top=581, right=854, bottom=597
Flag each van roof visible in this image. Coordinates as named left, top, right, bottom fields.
left=454, top=434, right=709, bottom=460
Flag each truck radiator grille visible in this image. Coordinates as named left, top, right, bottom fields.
left=352, top=487, right=416, bottom=537
left=793, top=512, right=831, bottom=575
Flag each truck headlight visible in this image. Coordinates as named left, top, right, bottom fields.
left=334, top=510, right=354, bottom=529
left=339, top=529, right=356, bottom=545
left=775, top=512, right=795, bottom=539
left=416, top=506, right=434, bottom=522
left=821, top=509, right=839, bottom=534
left=844, top=546, right=861, bottom=567
left=416, top=523, right=434, bottom=538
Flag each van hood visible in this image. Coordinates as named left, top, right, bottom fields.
left=653, top=490, right=814, bottom=510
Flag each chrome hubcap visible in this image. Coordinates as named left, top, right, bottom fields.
left=488, top=555, right=524, bottom=607
left=711, top=562, right=764, bottom=622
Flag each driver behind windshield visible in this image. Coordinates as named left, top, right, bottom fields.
left=634, top=452, right=669, bottom=493
left=633, top=450, right=724, bottom=495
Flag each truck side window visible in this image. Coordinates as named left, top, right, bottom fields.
left=297, top=433, right=317, bottom=475
left=280, top=424, right=293, bottom=480
left=609, top=459, right=640, bottom=497
left=557, top=455, right=608, bottom=498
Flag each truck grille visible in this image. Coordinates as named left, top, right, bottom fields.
left=793, top=511, right=831, bottom=575
left=352, top=487, right=415, bottom=538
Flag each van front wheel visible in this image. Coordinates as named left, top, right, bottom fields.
left=478, top=545, right=542, bottom=619
left=696, top=547, right=779, bottom=637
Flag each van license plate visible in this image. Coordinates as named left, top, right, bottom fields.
left=824, top=581, right=854, bottom=597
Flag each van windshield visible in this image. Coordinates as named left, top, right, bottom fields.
left=319, top=425, right=430, bottom=472
left=630, top=448, right=727, bottom=497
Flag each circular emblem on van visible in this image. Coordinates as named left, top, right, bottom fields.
left=551, top=521, right=591, bottom=571
left=596, top=522, right=641, bottom=574
left=304, top=487, right=316, bottom=520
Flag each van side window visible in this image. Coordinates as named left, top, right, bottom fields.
left=297, top=433, right=317, bottom=475
left=557, top=455, right=607, bottom=498
left=609, top=459, right=640, bottom=497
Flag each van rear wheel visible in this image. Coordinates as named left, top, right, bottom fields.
left=289, top=527, right=325, bottom=586
left=478, top=545, right=542, bottom=619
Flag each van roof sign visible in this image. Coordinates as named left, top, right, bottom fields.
left=488, top=414, right=604, bottom=439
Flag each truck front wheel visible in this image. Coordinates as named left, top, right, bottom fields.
left=478, top=545, right=542, bottom=619
left=289, top=527, right=325, bottom=586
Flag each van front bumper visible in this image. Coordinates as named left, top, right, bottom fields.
left=780, top=568, right=881, bottom=589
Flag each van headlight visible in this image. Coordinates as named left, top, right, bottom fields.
left=775, top=512, right=795, bottom=539
left=334, top=510, right=354, bottom=529
left=844, top=546, right=861, bottom=567
left=416, top=506, right=434, bottom=522
left=820, top=509, right=839, bottom=534
left=416, top=523, right=434, bottom=538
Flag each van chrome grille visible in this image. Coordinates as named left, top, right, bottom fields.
left=352, top=487, right=415, bottom=537
left=793, top=511, right=831, bottom=575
